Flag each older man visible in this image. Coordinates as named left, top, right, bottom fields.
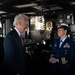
left=0, top=27, right=4, bottom=74
left=2, top=14, right=29, bottom=75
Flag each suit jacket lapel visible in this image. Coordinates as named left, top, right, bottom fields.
left=13, top=29, right=23, bottom=46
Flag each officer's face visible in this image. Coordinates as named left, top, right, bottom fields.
left=57, top=28, right=67, bottom=38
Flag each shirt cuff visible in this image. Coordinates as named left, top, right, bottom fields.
left=56, top=59, right=59, bottom=63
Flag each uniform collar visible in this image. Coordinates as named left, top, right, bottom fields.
left=60, top=36, right=67, bottom=42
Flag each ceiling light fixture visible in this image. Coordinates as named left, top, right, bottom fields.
left=70, top=2, right=75, bottom=5
left=14, top=3, right=37, bottom=8
left=0, top=11, right=7, bottom=14
left=21, top=12, right=36, bottom=14
left=50, top=6, right=63, bottom=10
left=0, top=3, right=2, bottom=5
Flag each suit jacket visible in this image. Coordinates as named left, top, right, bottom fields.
left=50, top=37, right=75, bottom=75
left=0, top=37, right=4, bottom=74
left=2, top=29, right=26, bottom=75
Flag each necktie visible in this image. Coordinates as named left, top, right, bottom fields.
left=20, top=34, right=24, bottom=45
left=59, top=40, right=63, bottom=48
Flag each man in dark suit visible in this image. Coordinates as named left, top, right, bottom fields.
left=2, top=14, right=29, bottom=75
left=0, top=27, right=4, bottom=74
left=49, top=23, right=75, bottom=75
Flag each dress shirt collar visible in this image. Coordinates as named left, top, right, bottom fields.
left=14, top=27, right=21, bottom=36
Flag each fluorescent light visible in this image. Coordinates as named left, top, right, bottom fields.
left=14, top=3, right=37, bottom=8
left=50, top=6, right=63, bottom=10
left=0, top=11, right=7, bottom=14
left=0, top=3, right=2, bottom=5
left=22, top=12, right=36, bottom=14
left=33, top=6, right=42, bottom=10
left=43, top=9, right=49, bottom=12
left=2, top=15, right=7, bottom=17
left=70, top=2, right=75, bottom=5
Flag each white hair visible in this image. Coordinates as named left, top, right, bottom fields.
left=13, top=14, right=29, bottom=26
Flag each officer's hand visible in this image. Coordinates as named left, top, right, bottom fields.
left=49, top=57, right=57, bottom=64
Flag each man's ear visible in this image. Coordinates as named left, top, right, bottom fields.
left=18, top=22, right=21, bottom=26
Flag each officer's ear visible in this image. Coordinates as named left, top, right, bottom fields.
left=65, top=29, right=67, bottom=32
left=64, top=29, right=69, bottom=35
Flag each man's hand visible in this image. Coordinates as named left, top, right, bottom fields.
left=49, top=57, right=57, bottom=64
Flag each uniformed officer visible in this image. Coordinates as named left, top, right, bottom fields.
left=49, top=23, right=75, bottom=75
